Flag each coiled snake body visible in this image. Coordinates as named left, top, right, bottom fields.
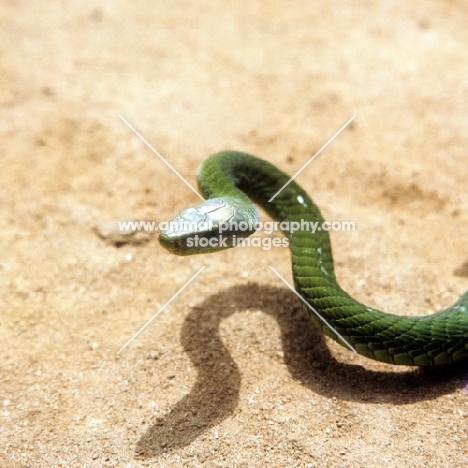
left=160, top=151, right=468, bottom=366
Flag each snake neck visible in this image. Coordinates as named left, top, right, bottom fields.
left=198, top=151, right=339, bottom=282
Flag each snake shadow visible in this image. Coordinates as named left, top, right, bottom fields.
left=136, top=282, right=468, bottom=457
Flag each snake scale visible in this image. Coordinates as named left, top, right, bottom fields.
left=159, top=151, right=468, bottom=366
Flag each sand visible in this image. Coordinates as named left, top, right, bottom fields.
left=1, top=1, right=468, bottom=466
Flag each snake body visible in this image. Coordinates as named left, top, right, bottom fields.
left=159, top=151, right=468, bottom=366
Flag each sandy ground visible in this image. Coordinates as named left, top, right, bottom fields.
left=1, top=1, right=468, bottom=467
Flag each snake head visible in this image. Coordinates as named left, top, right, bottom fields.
left=159, top=197, right=259, bottom=255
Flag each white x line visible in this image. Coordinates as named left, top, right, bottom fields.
left=119, top=114, right=204, bottom=201
left=117, top=266, right=206, bottom=354
left=268, top=115, right=356, bottom=202
left=268, top=266, right=356, bottom=352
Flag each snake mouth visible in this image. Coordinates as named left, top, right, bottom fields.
left=171, top=239, right=183, bottom=252
left=158, top=232, right=182, bottom=254
left=159, top=232, right=210, bottom=256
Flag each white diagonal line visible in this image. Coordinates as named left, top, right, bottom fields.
left=268, top=266, right=356, bottom=353
left=117, top=266, right=206, bottom=354
left=118, top=114, right=205, bottom=201
left=268, top=115, right=356, bottom=202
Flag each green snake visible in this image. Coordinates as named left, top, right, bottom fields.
left=159, top=151, right=468, bottom=366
